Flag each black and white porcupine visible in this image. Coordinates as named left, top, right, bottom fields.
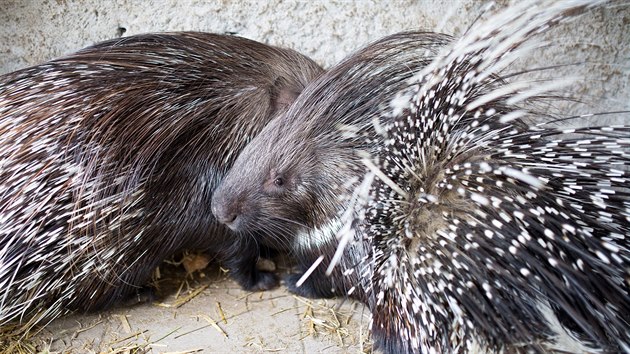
left=212, top=1, right=629, bottom=353
left=338, top=1, right=630, bottom=353
left=0, top=32, right=323, bottom=327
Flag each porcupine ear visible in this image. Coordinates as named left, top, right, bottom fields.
left=269, top=76, right=302, bottom=114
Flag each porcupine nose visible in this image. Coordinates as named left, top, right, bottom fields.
left=211, top=194, right=240, bottom=229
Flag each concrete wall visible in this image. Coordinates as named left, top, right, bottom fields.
left=1, top=1, right=629, bottom=119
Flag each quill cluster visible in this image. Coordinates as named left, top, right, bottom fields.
left=0, top=32, right=322, bottom=327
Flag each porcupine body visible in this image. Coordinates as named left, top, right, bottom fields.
left=0, top=32, right=323, bottom=326
left=212, top=1, right=629, bottom=353
left=336, top=1, right=630, bottom=353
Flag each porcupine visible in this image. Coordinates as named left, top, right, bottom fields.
left=340, top=1, right=630, bottom=353
left=211, top=31, right=452, bottom=304
left=212, top=1, right=629, bottom=353
left=0, top=32, right=323, bottom=327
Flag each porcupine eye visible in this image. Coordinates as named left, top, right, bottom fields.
left=263, top=170, right=290, bottom=195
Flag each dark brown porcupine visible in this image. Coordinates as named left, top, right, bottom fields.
left=0, top=32, right=323, bottom=327
left=211, top=31, right=452, bottom=303
left=212, top=1, right=629, bottom=353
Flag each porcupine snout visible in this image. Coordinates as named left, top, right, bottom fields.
left=211, top=192, right=241, bottom=230
left=212, top=183, right=261, bottom=232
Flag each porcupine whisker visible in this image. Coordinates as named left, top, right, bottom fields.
left=243, top=230, right=261, bottom=255
left=270, top=215, right=309, bottom=230
left=257, top=224, right=294, bottom=252
left=269, top=221, right=312, bottom=250
left=267, top=220, right=300, bottom=249
left=261, top=215, right=298, bottom=236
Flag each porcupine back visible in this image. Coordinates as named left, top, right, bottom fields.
left=336, top=1, right=630, bottom=353
left=0, top=32, right=322, bottom=327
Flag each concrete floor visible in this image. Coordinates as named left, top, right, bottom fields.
left=28, top=261, right=371, bottom=354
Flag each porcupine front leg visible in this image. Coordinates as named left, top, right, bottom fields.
left=284, top=248, right=339, bottom=299
left=223, top=242, right=279, bottom=291
left=285, top=271, right=336, bottom=299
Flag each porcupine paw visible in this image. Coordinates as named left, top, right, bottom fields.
left=284, top=273, right=335, bottom=299
left=241, top=270, right=279, bottom=291
left=123, top=285, right=159, bottom=306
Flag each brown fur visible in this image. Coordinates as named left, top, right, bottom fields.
left=0, top=32, right=322, bottom=325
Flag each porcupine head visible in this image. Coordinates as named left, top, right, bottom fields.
left=211, top=89, right=345, bottom=298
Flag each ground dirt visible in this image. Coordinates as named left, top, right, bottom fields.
left=5, top=258, right=371, bottom=354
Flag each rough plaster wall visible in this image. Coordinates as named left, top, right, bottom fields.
left=1, top=1, right=628, bottom=120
